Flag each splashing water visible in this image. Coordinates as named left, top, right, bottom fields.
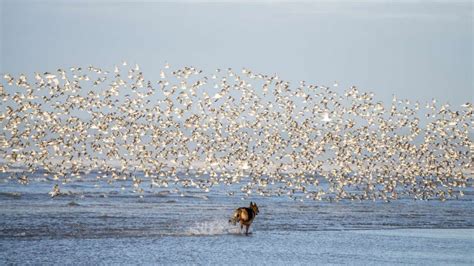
left=186, top=220, right=242, bottom=236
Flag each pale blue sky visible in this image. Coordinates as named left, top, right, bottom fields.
left=0, top=0, right=472, bottom=104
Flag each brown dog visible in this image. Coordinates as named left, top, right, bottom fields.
left=229, top=202, right=259, bottom=235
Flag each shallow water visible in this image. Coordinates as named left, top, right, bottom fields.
left=1, top=175, right=473, bottom=265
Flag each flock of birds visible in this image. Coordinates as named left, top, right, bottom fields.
left=0, top=62, right=472, bottom=201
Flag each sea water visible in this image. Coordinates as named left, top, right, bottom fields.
left=0, top=173, right=473, bottom=265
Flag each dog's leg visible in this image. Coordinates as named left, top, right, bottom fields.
left=240, top=224, right=243, bottom=233
left=245, top=225, right=249, bottom=236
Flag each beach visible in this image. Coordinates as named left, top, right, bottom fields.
left=1, top=176, right=472, bottom=265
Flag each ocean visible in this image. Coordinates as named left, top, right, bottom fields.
left=1, top=173, right=473, bottom=265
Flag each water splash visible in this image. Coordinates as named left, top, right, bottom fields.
left=186, top=220, right=241, bottom=236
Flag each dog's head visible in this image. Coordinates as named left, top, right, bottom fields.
left=250, top=201, right=259, bottom=215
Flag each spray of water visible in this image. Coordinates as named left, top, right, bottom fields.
left=186, top=219, right=241, bottom=236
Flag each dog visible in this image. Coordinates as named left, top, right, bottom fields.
left=229, top=201, right=259, bottom=235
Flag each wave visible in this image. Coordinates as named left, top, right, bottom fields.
left=0, top=192, right=22, bottom=198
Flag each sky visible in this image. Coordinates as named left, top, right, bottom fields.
left=0, top=0, right=472, bottom=105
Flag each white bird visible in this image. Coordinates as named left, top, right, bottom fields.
left=322, top=112, right=332, bottom=122
left=49, top=184, right=61, bottom=198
